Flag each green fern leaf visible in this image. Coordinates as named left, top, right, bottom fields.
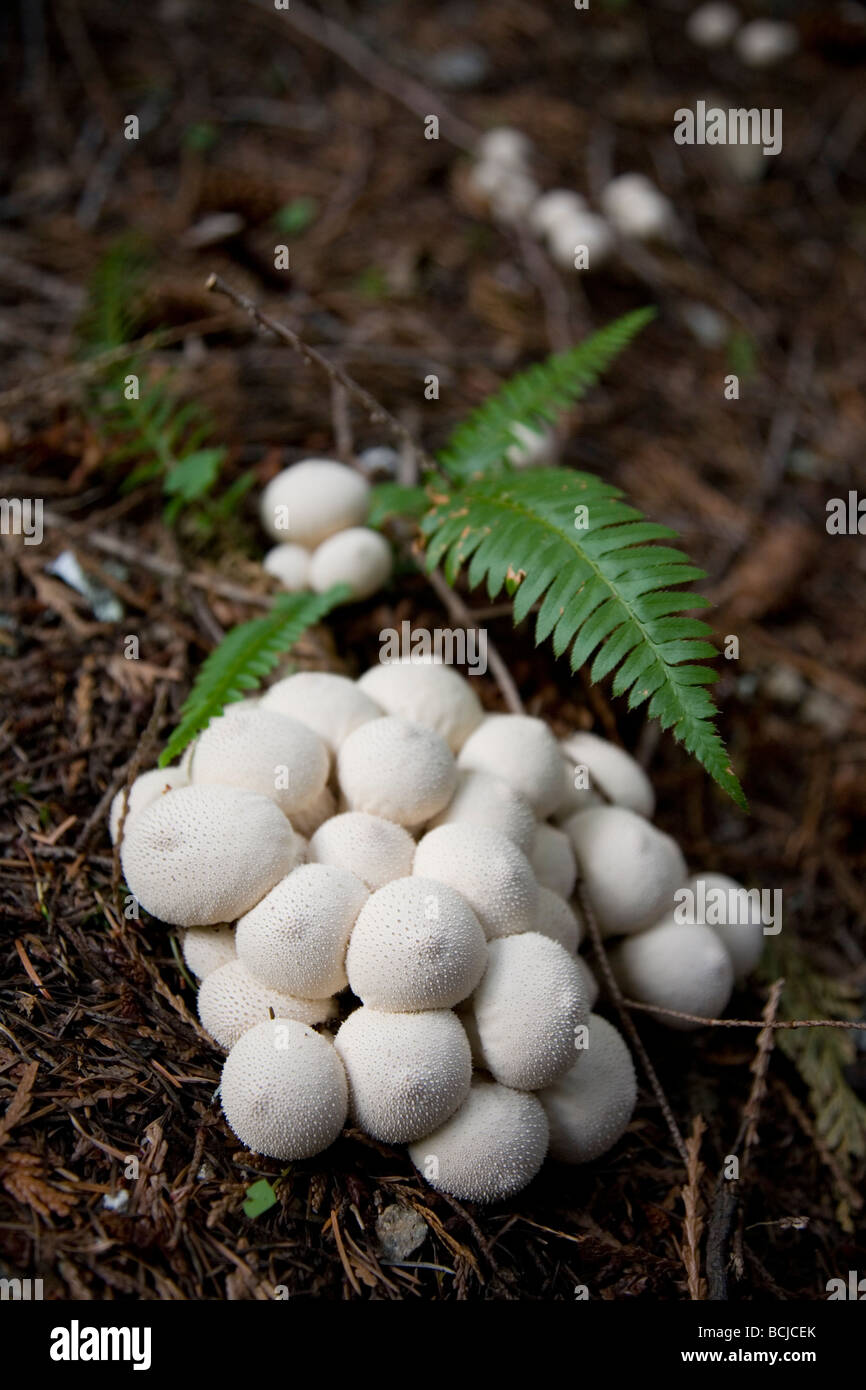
left=436, top=307, right=655, bottom=481
left=159, top=587, right=349, bottom=766
left=421, top=468, right=745, bottom=808
left=368, top=482, right=432, bottom=528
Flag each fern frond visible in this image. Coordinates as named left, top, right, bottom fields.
left=421, top=468, right=745, bottom=808
left=159, top=587, right=349, bottom=766
left=79, top=237, right=149, bottom=354
left=436, top=307, right=655, bottom=481
left=368, top=482, right=432, bottom=528
left=761, top=938, right=866, bottom=1168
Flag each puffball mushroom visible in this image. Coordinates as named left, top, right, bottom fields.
left=413, top=823, right=539, bottom=941
left=458, top=714, right=569, bottom=817
left=489, top=170, right=540, bottom=226
left=335, top=1006, right=472, bottom=1144
left=186, top=705, right=329, bottom=818
left=540, top=1014, right=636, bottom=1163
left=528, top=189, right=587, bottom=237
left=307, top=811, right=415, bottom=891
left=181, top=924, right=235, bottom=979
left=309, top=527, right=393, bottom=601
left=565, top=805, right=687, bottom=935
left=547, top=209, right=613, bottom=271
left=609, top=920, right=734, bottom=1029
left=529, top=823, right=576, bottom=898
left=198, top=959, right=335, bottom=1049
left=220, top=1018, right=347, bottom=1160
left=338, top=716, right=458, bottom=828
left=289, top=783, right=336, bottom=838
left=600, top=173, right=674, bottom=242
left=357, top=661, right=483, bottom=753
left=735, top=18, right=798, bottom=68
left=259, top=458, right=370, bottom=546
left=467, top=933, right=588, bottom=1090
left=346, top=876, right=487, bottom=1011
left=120, top=785, right=300, bottom=926
left=236, top=863, right=368, bottom=999
left=556, top=730, right=655, bottom=821
left=426, top=769, right=536, bottom=854
left=475, top=126, right=533, bottom=171
left=686, top=2, right=740, bottom=49
left=682, top=871, right=765, bottom=979
left=109, top=766, right=189, bottom=844
left=505, top=420, right=558, bottom=470
left=262, top=542, right=310, bottom=593
left=261, top=671, right=382, bottom=755
left=535, top=886, right=582, bottom=955
left=408, top=1077, right=549, bottom=1203
left=575, top=955, right=600, bottom=1010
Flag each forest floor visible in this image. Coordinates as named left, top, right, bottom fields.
left=0, top=0, right=864, bottom=1299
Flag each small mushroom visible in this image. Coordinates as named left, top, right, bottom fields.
left=357, top=661, right=483, bottom=753
left=556, top=730, right=655, bottom=820
left=120, top=785, right=301, bottom=926
left=220, top=1018, right=347, bottom=1160
left=413, top=823, right=539, bottom=941
left=309, top=527, right=393, bottom=601
left=259, top=458, right=370, bottom=546
left=600, top=173, right=675, bottom=242
left=262, top=542, right=311, bottom=592
left=181, top=924, right=236, bottom=979
left=529, top=823, right=576, bottom=898
left=609, top=920, right=734, bottom=1028
left=334, top=1006, right=472, bottom=1144
left=187, top=704, right=329, bottom=818
left=547, top=208, right=613, bottom=270
left=686, top=2, right=740, bottom=49
left=534, top=886, right=583, bottom=955
left=466, top=932, right=588, bottom=1089
left=457, top=714, right=569, bottom=817
left=346, top=876, right=487, bottom=1011
left=236, top=863, right=368, bottom=999
left=198, top=958, right=335, bottom=1049
left=734, top=18, right=798, bottom=68
left=338, top=716, right=458, bottom=828
left=307, top=811, right=415, bottom=891
left=289, top=783, right=336, bottom=838
left=540, top=1014, right=637, bottom=1162
left=682, top=871, right=765, bottom=979
left=528, top=189, right=588, bottom=237
left=575, top=955, right=600, bottom=1009
left=407, top=1077, right=549, bottom=1203
left=504, top=420, right=558, bottom=470
left=426, top=769, right=536, bottom=854
left=261, top=671, right=382, bottom=755
left=475, top=126, right=533, bottom=170
left=109, top=765, right=189, bottom=844
left=564, top=805, right=687, bottom=935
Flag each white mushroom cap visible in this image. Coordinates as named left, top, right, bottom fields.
left=534, top=886, right=582, bottom=954
left=540, top=1014, right=636, bottom=1162
left=236, top=863, right=368, bottom=998
left=557, top=731, right=655, bottom=820
left=262, top=542, right=311, bottom=592
left=682, top=871, right=765, bottom=979
left=335, top=1006, right=472, bottom=1144
left=357, top=661, right=483, bottom=753
left=467, top=933, right=589, bottom=1089
left=346, top=876, right=487, bottom=1011
left=504, top=420, right=558, bottom=470
left=307, top=811, right=415, bottom=891
left=600, top=173, right=674, bottom=242
left=261, top=671, right=382, bottom=755
left=120, top=785, right=301, bottom=926
left=547, top=210, right=614, bottom=270
left=259, top=458, right=370, bottom=546
left=181, top=924, right=235, bottom=979
left=565, top=806, right=687, bottom=936
left=309, top=527, right=392, bottom=601
left=457, top=714, right=569, bottom=818
left=187, top=705, right=329, bottom=817
left=413, top=823, right=539, bottom=941
left=575, top=955, right=600, bottom=1010
left=220, top=1018, right=347, bottom=1160
left=609, top=920, right=734, bottom=1028
left=109, top=766, right=189, bottom=844
left=289, top=783, right=336, bottom=838
left=338, top=717, right=458, bottom=828
left=686, top=2, right=740, bottom=49
left=475, top=126, right=532, bottom=171
left=198, top=958, right=336, bottom=1049
left=426, top=769, right=536, bottom=854
left=734, top=18, right=798, bottom=68
left=408, top=1077, right=548, bottom=1203
left=529, top=823, right=576, bottom=898
left=528, top=189, right=587, bottom=237
left=489, top=169, right=540, bottom=225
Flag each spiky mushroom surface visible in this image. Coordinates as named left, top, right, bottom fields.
left=408, top=1077, right=549, bottom=1203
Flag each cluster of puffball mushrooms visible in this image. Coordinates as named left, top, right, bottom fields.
left=111, top=662, right=764, bottom=1204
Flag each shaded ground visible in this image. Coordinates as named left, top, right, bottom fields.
left=0, top=0, right=864, bottom=1299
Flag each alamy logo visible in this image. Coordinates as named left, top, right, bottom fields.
left=49, top=1320, right=152, bottom=1371
left=378, top=620, right=488, bottom=676
left=674, top=881, right=782, bottom=935
left=0, top=1276, right=43, bottom=1299
left=826, top=1270, right=866, bottom=1299
left=674, top=101, right=782, bottom=157
left=0, top=497, right=43, bottom=545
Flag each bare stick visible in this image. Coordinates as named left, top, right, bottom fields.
left=621, top=998, right=866, bottom=1031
